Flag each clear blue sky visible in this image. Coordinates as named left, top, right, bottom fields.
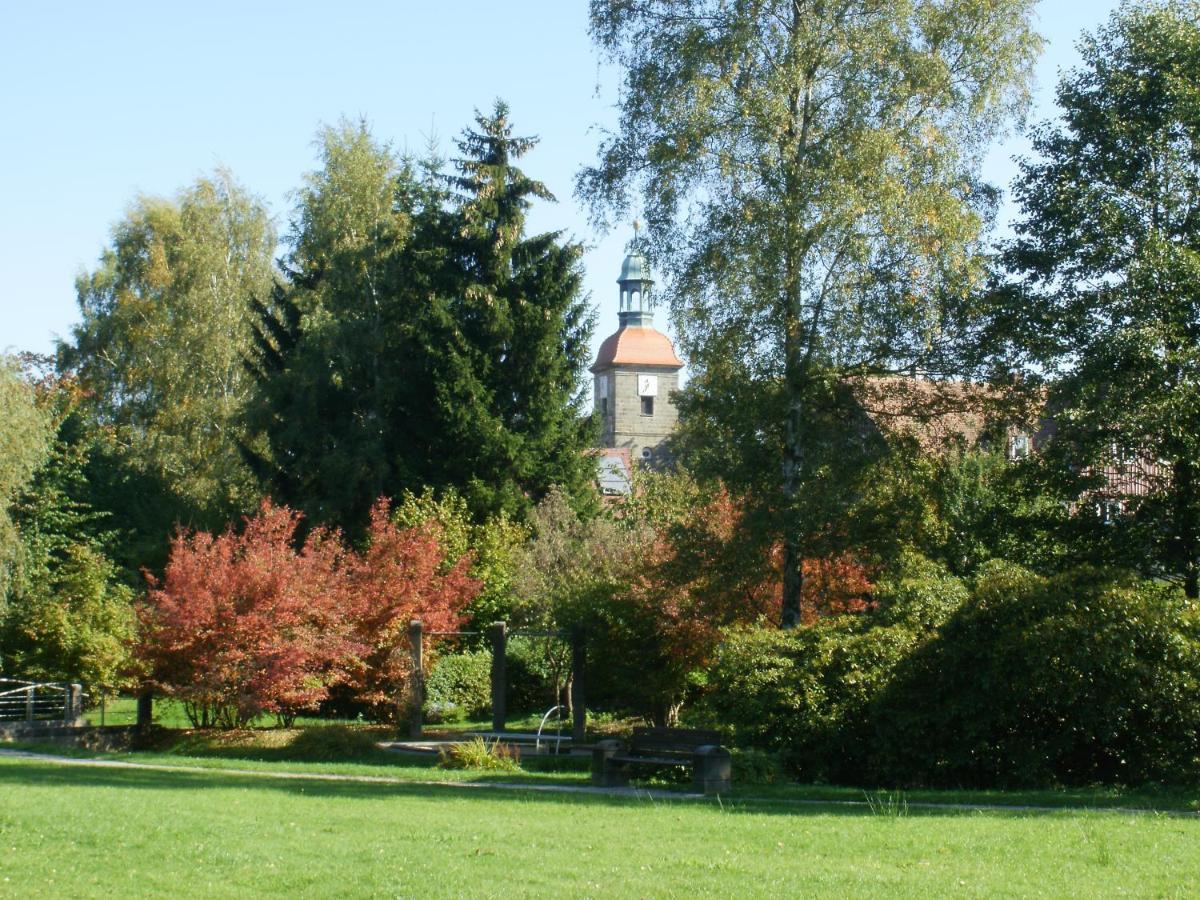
left=0, top=1, right=1122, bottom=361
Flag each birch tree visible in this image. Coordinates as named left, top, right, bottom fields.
left=580, top=0, right=1040, bottom=625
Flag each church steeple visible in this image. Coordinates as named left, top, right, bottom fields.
left=591, top=236, right=684, bottom=470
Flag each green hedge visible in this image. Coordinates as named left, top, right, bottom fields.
left=701, top=555, right=964, bottom=783
left=702, top=558, right=1200, bottom=788
left=425, top=650, right=492, bottom=722
left=873, top=563, right=1200, bottom=787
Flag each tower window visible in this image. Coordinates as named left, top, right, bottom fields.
left=641, top=396, right=654, bottom=416
left=641, top=448, right=653, bottom=461
left=600, top=398, right=608, bottom=417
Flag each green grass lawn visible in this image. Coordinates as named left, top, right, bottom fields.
left=83, top=696, right=375, bottom=730
left=64, top=713, right=1200, bottom=814
left=0, top=752, right=1198, bottom=897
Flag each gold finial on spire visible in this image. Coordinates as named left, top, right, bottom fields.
left=633, top=218, right=641, bottom=235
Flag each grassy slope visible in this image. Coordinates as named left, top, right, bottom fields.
left=1, top=755, right=1198, bottom=897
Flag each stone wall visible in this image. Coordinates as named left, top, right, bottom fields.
left=595, top=366, right=680, bottom=466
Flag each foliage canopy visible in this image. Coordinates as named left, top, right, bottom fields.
left=582, top=0, right=1041, bottom=624
left=996, top=0, right=1200, bottom=596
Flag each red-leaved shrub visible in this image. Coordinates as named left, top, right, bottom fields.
left=141, top=498, right=479, bottom=727
left=345, top=500, right=480, bottom=717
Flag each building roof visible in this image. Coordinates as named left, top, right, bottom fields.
left=591, top=325, right=684, bottom=373
left=618, top=250, right=652, bottom=284
left=594, top=448, right=633, bottom=495
left=854, top=377, right=996, bottom=452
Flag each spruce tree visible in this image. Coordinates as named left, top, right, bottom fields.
left=250, top=109, right=595, bottom=532
left=432, top=102, right=596, bottom=517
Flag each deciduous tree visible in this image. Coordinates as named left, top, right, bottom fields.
left=140, top=498, right=480, bottom=726
left=141, top=501, right=353, bottom=727
left=246, top=121, right=421, bottom=530
left=61, top=171, right=276, bottom=567
left=0, top=358, right=51, bottom=601
left=581, top=0, right=1040, bottom=625
left=2, top=370, right=137, bottom=695
left=345, top=499, right=480, bottom=720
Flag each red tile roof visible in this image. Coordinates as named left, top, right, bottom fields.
left=591, top=326, right=683, bottom=372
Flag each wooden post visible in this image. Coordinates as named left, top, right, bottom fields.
left=408, top=620, right=424, bottom=739
left=490, top=621, right=507, bottom=733
left=25, top=686, right=33, bottom=722
left=136, top=690, right=153, bottom=729
left=571, top=629, right=586, bottom=744
left=65, top=684, right=82, bottom=725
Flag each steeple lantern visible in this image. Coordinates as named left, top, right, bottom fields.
left=617, top=249, right=654, bottom=327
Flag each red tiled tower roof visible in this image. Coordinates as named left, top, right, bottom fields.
left=590, top=325, right=683, bottom=373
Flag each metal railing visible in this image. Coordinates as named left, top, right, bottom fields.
left=0, top=678, right=83, bottom=723
left=535, top=704, right=568, bottom=753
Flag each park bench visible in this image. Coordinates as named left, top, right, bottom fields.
left=591, top=726, right=732, bottom=794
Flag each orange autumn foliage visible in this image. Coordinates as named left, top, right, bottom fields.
left=345, top=500, right=480, bottom=715
left=600, top=480, right=875, bottom=723
left=141, top=498, right=479, bottom=727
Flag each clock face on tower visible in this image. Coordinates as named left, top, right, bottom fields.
left=638, top=374, right=658, bottom=397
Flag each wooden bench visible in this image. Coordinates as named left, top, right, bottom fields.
left=591, top=726, right=732, bottom=794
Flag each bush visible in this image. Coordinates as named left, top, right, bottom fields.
left=872, top=551, right=970, bottom=631
left=287, top=726, right=380, bottom=761
left=506, top=636, right=572, bottom=715
left=698, top=557, right=1200, bottom=788
left=425, top=650, right=492, bottom=722
left=701, top=556, right=965, bottom=783
left=704, top=620, right=922, bottom=783
left=731, top=748, right=785, bottom=785
left=437, top=737, right=521, bottom=772
left=873, top=564, right=1200, bottom=788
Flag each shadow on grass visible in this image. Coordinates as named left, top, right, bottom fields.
left=157, top=743, right=588, bottom=774
left=0, top=757, right=1103, bottom=819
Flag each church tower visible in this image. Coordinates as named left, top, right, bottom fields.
left=591, top=247, right=684, bottom=467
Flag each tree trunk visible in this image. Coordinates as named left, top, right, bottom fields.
left=780, top=4, right=809, bottom=631
left=780, top=291, right=808, bottom=628
left=782, top=540, right=804, bottom=628
left=1174, top=458, right=1199, bottom=600
left=651, top=699, right=684, bottom=728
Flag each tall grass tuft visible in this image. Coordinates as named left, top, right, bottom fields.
left=864, top=789, right=909, bottom=818
left=438, top=737, right=522, bottom=772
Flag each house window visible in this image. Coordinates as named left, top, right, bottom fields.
left=1010, top=433, right=1031, bottom=460
left=1095, top=499, right=1123, bottom=525
left=1111, top=442, right=1136, bottom=465
left=641, top=396, right=654, bottom=416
